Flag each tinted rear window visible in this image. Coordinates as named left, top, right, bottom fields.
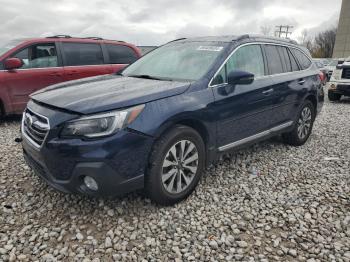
left=106, top=44, right=138, bottom=64
left=291, top=48, right=312, bottom=70
left=265, top=45, right=284, bottom=74
left=288, top=49, right=299, bottom=71
left=62, top=43, right=104, bottom=66
left=276, top=46, right=292, bottom=72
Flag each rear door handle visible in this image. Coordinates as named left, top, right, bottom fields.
left=298, top=79, right=306, bottom=85
left=262, top=88, right=274, bottom=95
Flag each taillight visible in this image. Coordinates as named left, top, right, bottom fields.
left=318, top=71, right=325, bottom=82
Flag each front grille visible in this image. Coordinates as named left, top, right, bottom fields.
left=337, top=85, right=350, bottom=94
left=342, top=68, right=350, bottom=79
left=22, top=108, right=50, bottom=148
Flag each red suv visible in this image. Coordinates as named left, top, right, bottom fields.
left=0, top=35, right=141, bottom=116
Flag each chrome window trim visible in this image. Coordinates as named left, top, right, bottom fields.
left=209, top=42, right=313, bottom=88
left=218, top=121, right=293, bottom=152
left=0, top=67, right=62, bottom=72
left=21, top=107, right=51, bottom=149
left=0, top=63, right=126, bottom=72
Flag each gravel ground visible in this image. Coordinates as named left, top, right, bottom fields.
left=0, top=98, right=349, bottom=262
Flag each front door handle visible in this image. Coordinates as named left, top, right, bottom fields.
left=262, top=88, right=274, bottom=95
left=298, top=79, right=306, bottom=85
left=49, top=72, right=63, bottom=77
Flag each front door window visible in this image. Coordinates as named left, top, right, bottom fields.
left=12, top=43, right=58, bottom=69
left=212, top=44, right=265, bottom=85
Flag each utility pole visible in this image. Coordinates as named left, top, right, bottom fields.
left=275, top=25, right=294, bottom=38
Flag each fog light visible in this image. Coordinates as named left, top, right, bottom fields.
left=84, top=176, right=98, bottom=191
left=330, top=84, right=336, bottom=90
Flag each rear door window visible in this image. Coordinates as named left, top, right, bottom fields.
left=276, top=46, right=292, bottom=72
left=106, top=44, right=138, bottom=64
left=290, top=48, right=312, bottom=70
left=62, top=43, right=104, bottom=66
left=287, top=49, right=300, bottom=71
left=11, top=43, right=58, bottom=69
left=264, top=45, right=284, bottom=75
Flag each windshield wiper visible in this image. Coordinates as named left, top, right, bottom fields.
left=127, top=74, right=172, bottom=81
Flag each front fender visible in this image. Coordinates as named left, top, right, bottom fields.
left=128, top=87, right=217, bottom=153
left=0, top=74, right=13, bottom=114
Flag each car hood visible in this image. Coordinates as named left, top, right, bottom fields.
left=31, top=75, right=191, bottom=114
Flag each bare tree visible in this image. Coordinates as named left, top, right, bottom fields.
left=298, top=29, right=308, bottom=45
left=299, top=27, right=337, bottom=58
left=313, top=27, right=337, bottom=58
left=260, top=25, right=272, bottom=36
left=298, top=29, right=314, bottom=52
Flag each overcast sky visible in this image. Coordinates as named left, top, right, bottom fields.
left=0, top=0, right=342, bottom=46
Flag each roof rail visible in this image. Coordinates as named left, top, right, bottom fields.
left=286, top=38, right=298, bottom=45
left=46, top=35, right=125, bottom=42
left=235, top=34, right=249, bottom=41
left=47, top=35, right=72, bottom=38
left=83, top=37, right=104, bottom=40
left=235, top=34, right=298, bottom=45
left=101, top=38, right=125, bottom=43
left=167, top=38, right=187, bottom=43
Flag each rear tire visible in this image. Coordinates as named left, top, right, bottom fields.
left=328, top=92, right=341, bottom=101
left=145, top=125, right=205, bottom=205
left=282, top=100, right=315, bottom=146
left=0, top=104, right=4, bottom=122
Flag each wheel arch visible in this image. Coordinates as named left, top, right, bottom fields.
left=151, top=116, right=216, bottom=166
left=305, top=94, right=317, bottom=114
left=156, top=118, right=210, bottom=147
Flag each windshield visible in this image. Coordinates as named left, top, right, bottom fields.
left=122, top=41, right=228, bottom=81
left=0, top=39, right=23, bottom=57
left=329, top=60, right=338, bottom=66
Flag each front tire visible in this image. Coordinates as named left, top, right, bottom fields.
left=146, top=125, right=205, bottom=205
left=328, top=92, right=341, bottom=101
left=0, top=105, right=4, bottom=123
left=282, top=100, right=315, bottom=146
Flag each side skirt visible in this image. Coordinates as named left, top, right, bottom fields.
left=218, top=121, right=293, bottom=152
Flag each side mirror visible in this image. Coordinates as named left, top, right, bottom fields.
left=227, top=70, right=254, bottom=86
left=4, top=58, right=23, bottom=70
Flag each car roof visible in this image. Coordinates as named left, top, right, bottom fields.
left=0, top=36, right=141, bottom=60
left=177, top=34, right=298, bottom=46
left=13, top=36, right=136, bottom=47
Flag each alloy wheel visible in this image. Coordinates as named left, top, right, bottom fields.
left=297, top=107, right=312, bottom=140
left=161, top=140, right=199, bottom=194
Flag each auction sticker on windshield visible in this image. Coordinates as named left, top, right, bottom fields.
left=197, top=46, right=223, bottom=52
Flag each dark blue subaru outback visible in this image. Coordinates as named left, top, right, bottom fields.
left=21, top=35, right=324, bottom=205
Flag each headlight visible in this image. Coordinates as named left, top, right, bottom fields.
left=61, top=104, right=145, bottom=138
